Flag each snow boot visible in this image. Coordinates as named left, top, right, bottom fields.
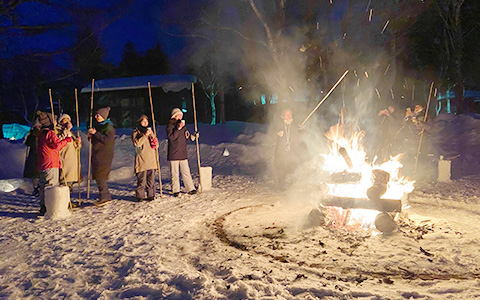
left=39, top=204, right=46, bottom=216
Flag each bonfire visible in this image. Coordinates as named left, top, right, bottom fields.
left=311, top=116, right=415, bottom=233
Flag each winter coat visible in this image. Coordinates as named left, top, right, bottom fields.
left=58, top=126, right=82, bottom=182
left=274, top=120, right=302, bottom=165
left=166, top=118, right=190, bottom=161
left=23, top=128, right=39, bottom=178
left=132, top=126, right=158, bottom=174
left=36, top=128, right=71, bottom=171
left=91, top=119, right=115, bottom=180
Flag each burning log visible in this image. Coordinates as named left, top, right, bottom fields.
left=366, top=169, right=390, bottom=201
left=338, top=147, right=353, bottom=169
left=322, top=196, right=401, bottom=213
left=327, top=171, right=361, bottom=183
left=374, top=212, right=396, bottom=233
left=305, top=209, right=326, bottom=228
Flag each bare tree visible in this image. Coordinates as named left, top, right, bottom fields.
left=436, top=0, right=466, bottom=113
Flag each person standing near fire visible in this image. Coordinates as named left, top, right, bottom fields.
left=166, top=108, right=198, bottom=197
left=132, top=114, right=158, bottom=201
left=376, top=105, right=401, bottom=161
left=274, top=108, right=303, bottom=188
left=57, top=114, right=82, bottom=190
left=404, top=104, right=436, bottom=180
left=36, top=111, right=72, bottom=215
left=88, top=107, right=115, bottom=205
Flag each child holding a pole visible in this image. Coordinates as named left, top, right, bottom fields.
left=132, top=115, right=158, bottom=201
left=36, top=111, right=72, bottom=215
left=274, top=108, right=303, bottom=188
left=88, top=107, right=115, bottom=205
left=166, top=108, right=198, bottom=197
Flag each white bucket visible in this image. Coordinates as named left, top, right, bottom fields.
left=199, top=166, right=212, bottom=192
left=437, top=156, right=451, bottom=182
left=44, top=185, right=72, bottom=219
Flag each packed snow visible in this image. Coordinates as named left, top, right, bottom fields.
left=1, top=118, right=480, bottom=299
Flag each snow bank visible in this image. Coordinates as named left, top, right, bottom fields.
left=429, top=113, right=480, bottom=178
left=0, top=139, right=26, bottom=179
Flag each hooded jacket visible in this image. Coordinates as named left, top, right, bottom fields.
left=91, top=119, right=115, bottom=180
left=36, top=128, right=71, bottom=171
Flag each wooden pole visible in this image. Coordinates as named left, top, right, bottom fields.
left=148, top=82, right=163, bottom=196
left=75, top=89, right=82, bottom=206
left=50, top=89, right=72, bottom=209
left=413, top=82, right=434, bottom=177
left=48, top=89, right=56, bottom=127
left=301, top=70, right=349, bottom=126
left=87, top=79, right=94, bottom=199
left=191, top=82, right=202, bottom=192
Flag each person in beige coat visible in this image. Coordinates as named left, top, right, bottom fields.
left=57, top=114, right=82, bottom=189
left=132, top=115, right=159, bottom=201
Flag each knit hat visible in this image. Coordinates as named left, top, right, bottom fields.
left=171, top=108, right=183, bottom=119
left=58, top=114, right=71, bottom=124
left=137, top=114, right=149, bottom=123
left=96, top=107, right=111, bottom=119
left=36, top=111, right=54, bottom=128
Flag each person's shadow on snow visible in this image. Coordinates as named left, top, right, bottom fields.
left=0, top=191, right=39, bottom=219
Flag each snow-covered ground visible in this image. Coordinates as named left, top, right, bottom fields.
left=1, top=119, right=480, bottom=299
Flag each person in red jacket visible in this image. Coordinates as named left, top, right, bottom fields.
left=36, top=111, right=72, bottom=215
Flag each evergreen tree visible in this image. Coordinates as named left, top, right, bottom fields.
left=144, top=43, right=171, bottom=75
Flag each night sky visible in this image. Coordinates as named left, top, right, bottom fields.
left=2, top=0, right=186, bottom=65
left=100, top=0, right=185, bottom=65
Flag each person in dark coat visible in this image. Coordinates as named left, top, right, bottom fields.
left=166, top=108, right=198, bottom=197
left=36, top=111, right=72, bottom=215
left=88, top=107, right=115, bottom=204
left=274, top=108, right=303, bottom=188
left=23, top=121, right=41, bottom=196
left=376, top=105, right=401, bottom=162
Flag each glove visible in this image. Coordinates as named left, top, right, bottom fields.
left=190, top=131, right=199, bottom=141
left=149, top=136, right=158, bottom=148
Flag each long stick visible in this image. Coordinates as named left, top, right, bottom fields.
left=75, top=89, right=81, bottom=206
left=148, top=82, right=163, bottom=196
left=87, top=79, right=94, bottom=199
left=191, top=82, right=202, bottom=192
left=301, top=70, right=349, bottom=126
left=48, top=89, right=56, bottom=127
left=413, top=82, right=434, bottom=177
left=50, top=89, right=72, bottom=209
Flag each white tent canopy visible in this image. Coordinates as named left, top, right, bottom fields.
left=80, top=75, right=197, bottom=94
